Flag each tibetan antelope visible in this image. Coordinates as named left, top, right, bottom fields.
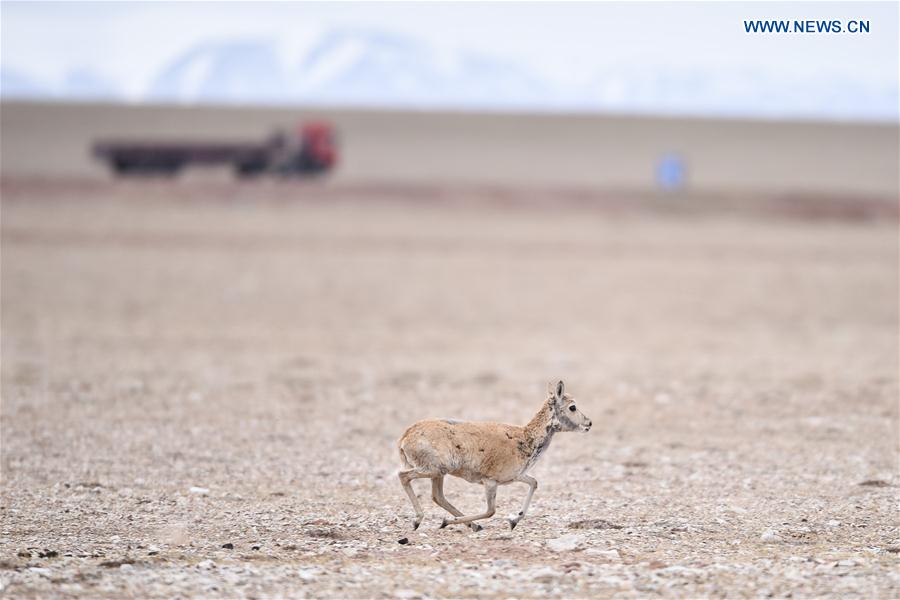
left=397, top=380, right=591, bottom=531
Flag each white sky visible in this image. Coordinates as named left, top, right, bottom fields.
left=2, top=1, right=897, bottom=114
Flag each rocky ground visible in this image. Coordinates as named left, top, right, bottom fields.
left=1, top=181, right=897, bottom=598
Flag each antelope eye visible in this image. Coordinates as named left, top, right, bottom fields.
left=568, top=405, right=577, bottom=412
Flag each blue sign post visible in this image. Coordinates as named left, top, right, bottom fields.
left=656, top=153, right=687, bottom=192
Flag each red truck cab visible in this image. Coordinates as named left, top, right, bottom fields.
left=300, top=122, right=337, bottom=171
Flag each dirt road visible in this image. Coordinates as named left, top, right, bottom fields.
left=1, top=181, right=897, bottom=597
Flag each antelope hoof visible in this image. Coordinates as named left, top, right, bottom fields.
left=439, top=518, right=449, bottom=529
left=509, top=518, right=519, bottom=530
left=470, top=523, right=483, bottom=532
left=412, top=518, right=421, bottom=531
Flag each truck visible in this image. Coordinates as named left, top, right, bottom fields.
left=92, top=122, right=337, bottom=178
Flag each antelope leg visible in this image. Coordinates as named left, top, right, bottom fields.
left=431, top=476, right=481, bottom=531
left=398, top=468, right=432, bottom=530
left=440, top=480, right=497, bottom=529
left=507, top=474, right=538, bottom=530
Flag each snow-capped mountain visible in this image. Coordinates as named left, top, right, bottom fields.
left=141, top=30, right=552, bottom=109
left=1, top=66, right=121, bottom=100
left=1, top=28, right=896, bottom=122
left=1, top=66, right=51, bottom=98
left=61, top=68, right=119, bottom=100
left=291, top=29, right=547, bottom=108
left=147, top=41, right=285, bottom=103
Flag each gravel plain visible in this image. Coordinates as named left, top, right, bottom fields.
left=1, top=180, right=898, bottom=598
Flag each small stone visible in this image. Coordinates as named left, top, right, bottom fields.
left=836, top=559, right=856, bottom=567
left=569, top=519, right=624, bottom=530
left=760, top=530, right=782, bottom=543
left=28, top=567, right=51, bottom=576
left=197, top=559, right=216, bottom=570
left=547, top=533, right=585, bottom=552
left=660, top=565, right=696, bottom=576
left=397, top=537, right=409, bottom=545
left=530, top=566, right=558, bottom=582
left=221, top=543, right=234, bottom=550
left=189, top=487, right=209, bottom=496
left=858, top=479, right=889, bottom=487
left=99, top=559, right=134, bottom=568
left=119, top=563, right=133, bottom=571
left=251, top=545, right=260, bottom=551
left=395, top=590, right=418, bottom=599
left=585, top=548, right=621, bottom=560
left=826, top=520, right=841, bottom=528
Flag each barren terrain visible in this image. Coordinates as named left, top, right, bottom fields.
left=2, top=102, right=898, bottom=197
left=1, top=176, right=897, bottom=597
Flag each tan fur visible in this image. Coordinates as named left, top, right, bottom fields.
left=397, top=380, right=592, bottom=531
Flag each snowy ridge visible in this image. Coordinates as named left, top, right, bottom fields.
left=2, top=28, right=897, bottom=121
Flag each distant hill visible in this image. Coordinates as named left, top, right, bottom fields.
left=1, top=66, right=51, bottom=98
left=142, top=30, right=549, bottom=109
left=62, top=69, right=119, bottom=100
left=291, top=29, right=547, bottom=108
left=2, top=28, right=897, bottom=121
left=147, top=41, right=285, bottom=103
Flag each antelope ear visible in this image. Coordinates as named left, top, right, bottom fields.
left=555, top=380, right=565, bottom=399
